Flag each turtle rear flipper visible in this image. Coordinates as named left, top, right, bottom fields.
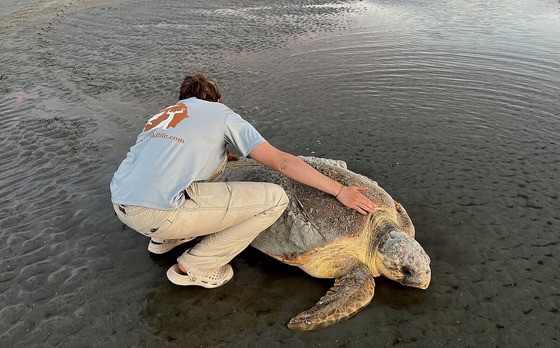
left=287, top=263, right=375, bottom=331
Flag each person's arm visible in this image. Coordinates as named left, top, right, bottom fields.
left=249, top=142, right=376, bottom=215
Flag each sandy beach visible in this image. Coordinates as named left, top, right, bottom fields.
left=1, top=0, right=560, bottom=346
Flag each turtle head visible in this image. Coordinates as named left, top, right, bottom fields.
left=374, top=230, right=431, bottom=289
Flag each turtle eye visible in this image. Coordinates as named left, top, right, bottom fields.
left=402, top=265, right=414, bottom=277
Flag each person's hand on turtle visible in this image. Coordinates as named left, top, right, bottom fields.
left=336, top=186, right=376, bottom=215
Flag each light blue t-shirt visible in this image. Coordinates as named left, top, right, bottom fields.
left=110, top=97, right=266, bottom=210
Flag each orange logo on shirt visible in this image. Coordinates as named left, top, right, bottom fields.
left=143, top=104, right=188, bottom=132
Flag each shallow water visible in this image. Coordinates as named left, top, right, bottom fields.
left=1, top=0, right=559, bottom=346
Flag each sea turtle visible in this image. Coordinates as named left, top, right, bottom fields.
left=221, top=156, right=431, bottom=331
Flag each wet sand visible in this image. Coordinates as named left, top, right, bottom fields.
left=1, top=0, right=560, bottom=347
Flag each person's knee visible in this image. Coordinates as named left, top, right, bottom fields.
left=266, top=183, right=289, bottom=209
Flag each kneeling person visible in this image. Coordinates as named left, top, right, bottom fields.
left=110, top=72, right=376, bottom=288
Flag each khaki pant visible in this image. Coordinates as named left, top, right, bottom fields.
left=113, top=181, right=288, bottom=270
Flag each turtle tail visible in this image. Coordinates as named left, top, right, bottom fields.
left=287, top=263, right=375, bottom=331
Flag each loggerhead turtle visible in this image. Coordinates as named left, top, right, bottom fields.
left=221, top=156, right=431, bottom=331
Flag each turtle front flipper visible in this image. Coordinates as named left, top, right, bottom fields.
left=287, top=263, right=375, bottom=331
left=394, top=199, right=415, bottom=238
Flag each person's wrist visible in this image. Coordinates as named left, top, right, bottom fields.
left=334, top=185, right=344, bottom=198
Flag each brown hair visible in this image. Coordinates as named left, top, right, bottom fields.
left=179, top=73, right=221, bottom=102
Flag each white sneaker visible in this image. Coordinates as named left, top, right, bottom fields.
left=166, top=263, right=233, bottom=288
left=147, top=237, right=195, bottom=254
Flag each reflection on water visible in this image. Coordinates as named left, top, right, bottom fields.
left=1, top=0, right=559, bottom=346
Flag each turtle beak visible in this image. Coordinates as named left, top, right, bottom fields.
left=416, top=253, right=431, bottom=289
left=414, top=246, right=431, bottom=289
left=418, top=268, right=431, bottom=289
left=401, top=265, right=431, bottom=289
